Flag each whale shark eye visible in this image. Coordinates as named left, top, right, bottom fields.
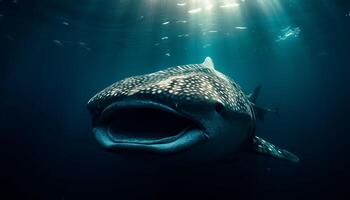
left=215, top=102, right=225, bottom=113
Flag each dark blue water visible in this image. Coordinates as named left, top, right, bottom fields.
left=1, top=0, right=349, bottom=199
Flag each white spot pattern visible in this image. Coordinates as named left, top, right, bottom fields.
left=87, top=63, right=252, bottom=116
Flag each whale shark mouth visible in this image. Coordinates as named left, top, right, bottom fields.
left=92, top=100, right=208, bottom=154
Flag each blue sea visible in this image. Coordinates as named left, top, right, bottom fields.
left=1, top=0, right=349, bottom=199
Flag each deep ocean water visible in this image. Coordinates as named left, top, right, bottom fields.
left=1, top=0, right=349, bottom=199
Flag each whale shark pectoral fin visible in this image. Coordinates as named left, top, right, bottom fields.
left=251, top=136, right=299, bottom=162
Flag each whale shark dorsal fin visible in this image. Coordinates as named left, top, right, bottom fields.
left=251, top=136, right=299, bottom=163
left=248, top=85, right=262, bottom=103
left=202, top=57, right=215, bottom=70
left=248, top=85, right=279, bottom=122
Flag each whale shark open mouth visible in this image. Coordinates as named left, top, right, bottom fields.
left=92, top=101, right=208, bottom=154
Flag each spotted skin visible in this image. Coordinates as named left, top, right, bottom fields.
left=88, top=63, right=252, bottom=118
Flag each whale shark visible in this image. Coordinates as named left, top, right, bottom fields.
left=87, top=57, right=299, bottom=163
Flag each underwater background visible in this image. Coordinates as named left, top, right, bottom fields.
left=1, top=0, right=349, bottom=199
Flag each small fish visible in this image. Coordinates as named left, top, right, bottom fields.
left=177, top=2, right=186, bottom=7
left=176, top=20, right=187, bottom=24
left=62, top=21, right=70, bottom=26
left=188, top=8, right=202, bottom=14
left=220, top=3, right=240, bottom=8
left=53, top=40, right=63, bottom=46
left=276, top=26, right=301, bottom=42
left=78, top=42, right=91, bottom=51
left=87, top=57, right=299, bottom=164
left=235, top=26, right=247, bottom=30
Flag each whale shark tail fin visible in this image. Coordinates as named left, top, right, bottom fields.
left=251, top=136, right=299, bottom=163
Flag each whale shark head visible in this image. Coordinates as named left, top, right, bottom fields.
left=87, top=57, right=253, bottom=159
left=87, top=57, right=299, bottom=163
